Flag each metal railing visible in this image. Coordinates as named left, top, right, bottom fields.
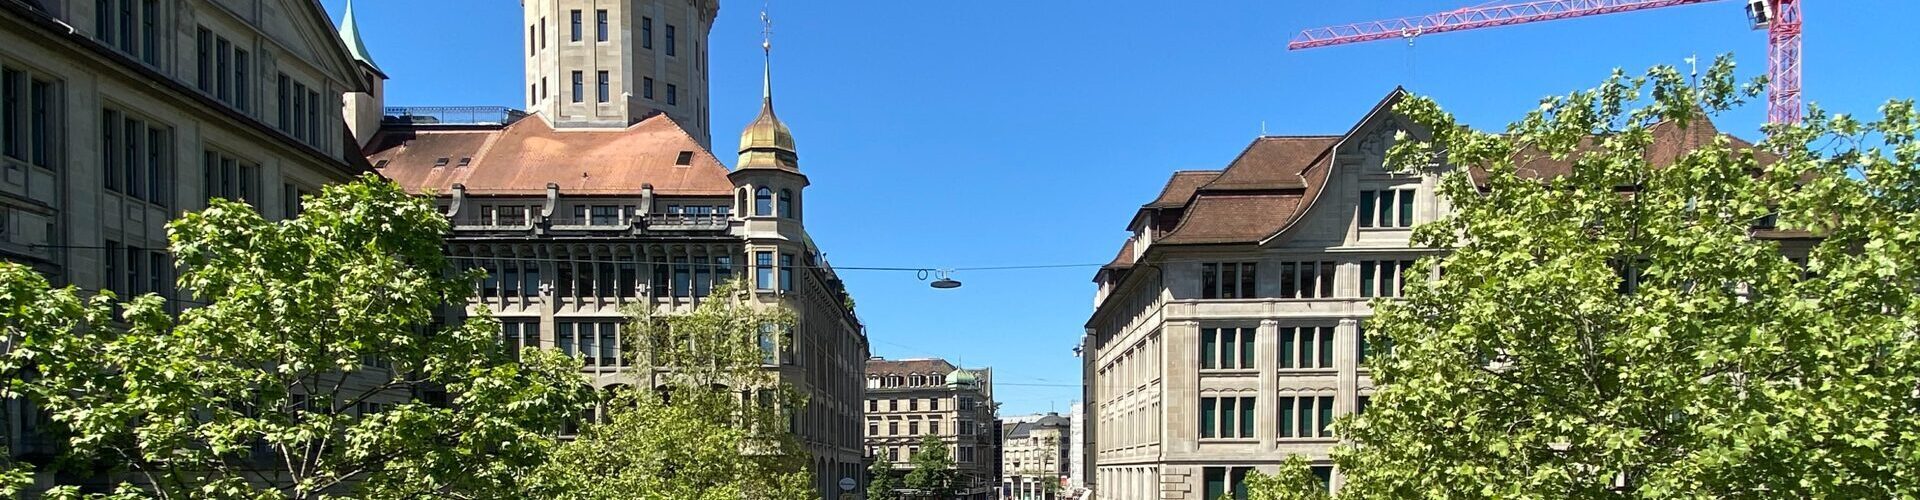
left=645, top=213, right=730, bottom=230
left=383, top=106, right=527, bottom=126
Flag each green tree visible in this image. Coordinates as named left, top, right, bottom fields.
left=1291, top=55, right=1920, bottom=498
left=5, top=175, right=593, bottom=499
left=903, top=435, right=958, bottom=499
left=1242, top=456, right=1328, bottom=500
left=867, top=453, right=902, bottom=500
left=523, top=281, right=811, bottom=499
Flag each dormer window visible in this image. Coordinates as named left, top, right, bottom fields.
left=675, top=151, right=693, bottom=166
left=457, top=157, right=471, bottom=167
left=433, top=157, right=449, bottom=167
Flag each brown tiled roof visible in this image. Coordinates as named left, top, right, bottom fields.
left=1478, top=116, right=1771, bottom=184
left=866, top=358, right=957, bottom=377
left=1202, top=136, right=1339, bottom=190
left=1103, top=239, right=1136, bottom=270
left=1146, top=171, right=1222, bottom=208
left=1158, top=194, right=1306, bottom=245
left=367, top=114, right=734, bottom=196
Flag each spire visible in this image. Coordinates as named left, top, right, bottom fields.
left=760, top=6, right=773, bottom=103
left=338, top=0, right=381, bottom=73
left=737, top=2, right=797, bottom=171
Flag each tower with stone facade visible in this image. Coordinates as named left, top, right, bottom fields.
left=522, top=0, right=717, bottom=146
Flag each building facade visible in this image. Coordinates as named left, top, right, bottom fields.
left=1, top=0, right=373, bottom=469
left=521, top=0, right=716, bottom=147
left=1079, top=90, right=1793, bottom=500
left=864, top=357, right=998, bottom=499
left=1068, top=402, right=1086, bottom=497
left=362, top=3, right=868, bottom=498
left=1002, top=412, right=1071, bottom=499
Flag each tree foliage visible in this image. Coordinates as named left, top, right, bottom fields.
left=1243, top=456, right=1329, bottom=500
left=4, top=174, right=593, bottom=499
left=523, top=281, right=811, bottom=499
left=866, top=452, right=902, bottom=500
left=1291, top=55, right=1920, bottom=498
left=903, top=434, right=958, bottom=499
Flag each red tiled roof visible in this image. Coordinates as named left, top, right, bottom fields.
left=866, top=358, right=957, bottom=377
left=367, top=114, right=734, bottom=196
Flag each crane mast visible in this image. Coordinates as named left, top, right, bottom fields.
left=1290, top=0, right=1804, bottom=123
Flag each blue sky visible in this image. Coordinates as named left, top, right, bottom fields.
left=325, top=0, right=1919, bottom=416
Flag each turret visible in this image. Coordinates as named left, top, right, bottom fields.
left=339, top=0, right=387, bottom=149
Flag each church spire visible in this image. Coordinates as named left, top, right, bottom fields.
left=737, top=2, right=797, bottom=171
left=338, top=0, right=381, bottom=73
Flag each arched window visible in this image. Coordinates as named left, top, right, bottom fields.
left=778, top=189, right=793, bottom=218
left=754, top=187, right=773, bottom=216
left=736, top=189, right=748, bottom=217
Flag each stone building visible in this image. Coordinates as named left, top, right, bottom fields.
left=1002, top=412, right=1071, bottom=499
left=521, top=0, right=715, bottom=147
left=864, top=357, right=998, bottom=499
left=1, top=0, right=374, bottom=466
left=1078, top=89, right=1791, bottom=499
left=360, top=2, right=870, bottom=498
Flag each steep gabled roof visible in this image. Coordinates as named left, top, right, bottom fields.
left=368, top=113, right=734, bottom=196
left=1146, top=170, right=1223, bottom=209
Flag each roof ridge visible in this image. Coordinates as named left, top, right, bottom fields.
left=635, top=113, right=728, bottom=167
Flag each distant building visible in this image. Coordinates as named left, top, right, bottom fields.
left=864, top=357, right=998, bottom=499
left=1001, top=412, right=1071, bottom=499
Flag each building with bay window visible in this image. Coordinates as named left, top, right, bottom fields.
left=362, top=3, right=870, bottom=497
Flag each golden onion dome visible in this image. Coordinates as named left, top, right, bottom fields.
left=737, top=96, right=798, bottom=170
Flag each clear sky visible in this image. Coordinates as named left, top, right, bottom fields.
left=324, top=0, right=1919, bottom=416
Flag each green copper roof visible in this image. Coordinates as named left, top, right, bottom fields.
left=338, top=0, right=380, bottom=73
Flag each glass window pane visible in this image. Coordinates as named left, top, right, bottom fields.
left=1240, top=328, right=1255, bottom=369
left=1200, top=328, right=1216, bottom=370
left=1219, top=328, right=1235, bottom=370
left=1359, top=191, right=1376, bottom=228
left=1199, top=398, right=1215, bottom=438
left=1279, top=327, right=1295, bottom=369
left=1399, top=189, right=1415, bottom=227
left=1279, top=262, right=1296, bottom=298
left=1220, top=397, right=1237, bottom=438
left=1318, top=396, right=1335, bottom=436
left=1320, top=327, right=1336, bottom=368
left=1278, top=397, right=1295, bottom=438
left=1361, top=261, right=1376, bottom=298
left=1320, top=262, right=1337, bottom=297
left=1201, top=263, right=1218, bottom=299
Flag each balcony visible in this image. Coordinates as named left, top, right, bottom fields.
left=645, top=213, right=730, bottom=231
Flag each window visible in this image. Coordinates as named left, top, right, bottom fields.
left=233, top=49, right=249, bottom=112
left=528, top=24, right=536, bottom=55
left=141, top=0, right=158, bottom=64
left=908, top=399, right=918, bottom=411
left=596, top=71, right=609, bottom=103
left=539, top=17, right=546, bottom=49
left=888, top=421, right=899, bottom=436
left=666, top=84, right=677, bottom=106
left=1200, top=262, right=1257, bottom=299
left=868, top=421, right=879, bottom=436
left=569, top=10, right=582, bottom=42
left=596, top=10, right=608, bottom=42
left=1278, top=326, right=1336, bottom=369
left=306, top=90, right=321, bottom=145
left=755, top=252, right=773, bottom=290
left=641, top=17, right=653, bottom=49
left=1200, top=396, right=1255, bottom=438
left=908, top=420, right=919, bottom=435
left=889, top=399, right=899, bottom=411
left=778, top=254, right=794, bottom=292
left=291, top=81, right=306, bottom=140
left=103, top=240, right=122, bottom=296
left=203, top=150, right=260, bottom=205
left=0, top=69, right=19, bottom=162
left=665, top=24, right=676, bottom=56
left=757, top=324, right=778, bottom=364
left=27, top=78, right=55, bottom=169
left=643, top=77, right=655, bottom=100
left=1277, top=395, right=1335, bottom=438
left=101, top=109, right=120, bottom=191
left=1203, top=467, right=1255, bottom=500
left=215, top=36, right=230, bottom=101
left=1359, top=189, right=1415, bottom=228
left=1357, top=324, right=1391, bottom=367
left=541, top=77, right=548, bottom=99
left=1278, top=261, right=1337, bottom=299
left=959, top=446, right=974, bottom=463
left=570, top=71, right=583, bottom=103
left=1200, top=327, right=1256, bottom=370
left=777, top=189, right=792, bottom=218
left=276, top=75, right=291, bottom=131
left=501, top=320, right=539, bottom=362
left=754, top=187, right=772, bottom=216
left=192, top=32, right=215, bottom=97
left=1359, top=260, right=1416, bottom=298
left=959, top=419, right=974, bottom=435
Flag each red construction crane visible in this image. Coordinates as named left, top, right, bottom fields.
left=1289, top=0, right=1803, bottom=123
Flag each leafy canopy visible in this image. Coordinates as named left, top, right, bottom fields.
left=5, top=174, right=592, bottom=499
left=522, top=281, right=812, bottom=499
left=1265, top=55, right=1920, bottom=498
left=903, top=434, right=959, bottom=499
